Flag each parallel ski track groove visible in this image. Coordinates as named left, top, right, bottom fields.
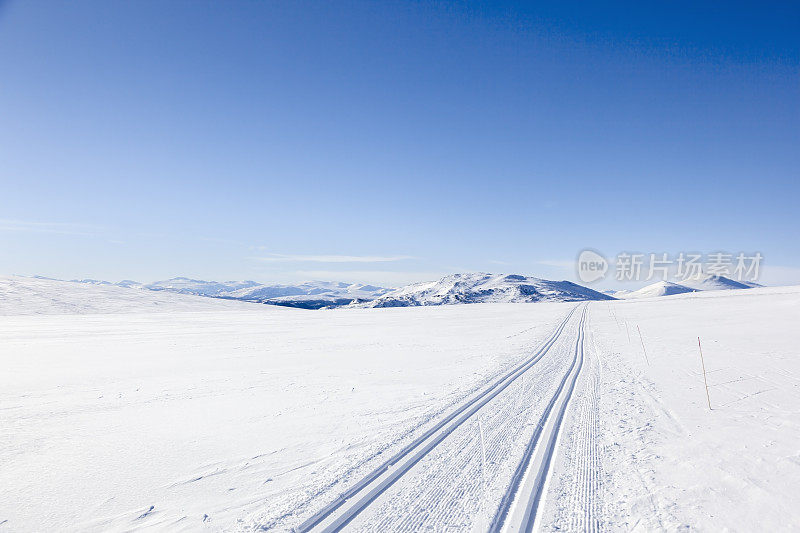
left=489, top=304, right=589, bottom=533
left=296, top=304, right=581, bottom=533
left=568, top=354, right=601, bottom=533
left=377, top=340, right=569, bottom=531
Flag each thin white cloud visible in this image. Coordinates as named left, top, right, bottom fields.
left=536, top=259, right=575, bottom=268
left=256, top=254, right=414, bottom=263
left=0, top=219, right=100, bottom=236
left=290, top=270, right=442, bottom=287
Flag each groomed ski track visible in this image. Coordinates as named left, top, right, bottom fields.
left=298, top=303, right=591, bottom=532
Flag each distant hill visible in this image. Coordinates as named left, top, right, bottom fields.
left=677, top=274, right=754, bottom=291
left=142, top=277, right=261, bottom=296
left=223, top=281, right=391, bottom=309
left=66, top=277, right=390, bottom=309
left=352, top=273, right=614, bottom=308
left=35, top=272, right=767, bottom=308
left=619, top=275, right=761, bottom=300
left=619, top=281, right=696, bottom=299
left=2, top=276, right=251, bottom=315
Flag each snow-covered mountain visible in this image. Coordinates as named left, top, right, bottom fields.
left=66, top=277, right=390, bottom=309
left=619, top=281, right=696, bottom=299
left=353, top=273, right=614, bottom=308
left=56, top=273, right=765, bottom=307
left=67, top=278, right=115, bottom=286
left=618, top=275, right=762, bottom=300
left=740, top=280, right=764, bottom=288
left=63, top=278, right=144, bottom=289
left=142, top=277, right=261, bottom=296
left=2, top=276, right=250, bottom=315
left=223, top=281, right=390, bottom=309
left=676, top=274, right=754, bottom=291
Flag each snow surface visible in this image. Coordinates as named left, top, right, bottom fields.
left=543, top=284, right=800, bottom=531
left=0, top=276, right=569, bottom=531
left=2, top=276, right=799, bottom=532
left=354, top=272, right=614, bottom=307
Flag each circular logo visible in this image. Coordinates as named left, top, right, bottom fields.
left=577, top=249, right=608, bottom=283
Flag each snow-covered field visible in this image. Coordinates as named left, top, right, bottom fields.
left=0, top=277, right=569, bottom=531
left=2, top=277, right=799, bottom=532
left=572, top=285, right=800, bottom=531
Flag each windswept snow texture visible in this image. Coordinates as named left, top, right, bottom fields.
left=355, top=272, right=614, bottom=307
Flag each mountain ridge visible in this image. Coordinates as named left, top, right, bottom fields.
left=50, top=273, right=764, bottom=307
left=351, top=272, right=615, bottom=308
left=57, top=273, right=617, bottom=308
left=62, top=276, right=390, bottom=309
left=620, top=275, right=761, bottom=299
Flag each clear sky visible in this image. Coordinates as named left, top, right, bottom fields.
left=1, top=1, right=798, bottom=288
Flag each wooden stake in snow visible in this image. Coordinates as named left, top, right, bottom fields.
left=637, top=325, right=649, bottom=365
left=697, top=337, right=712, bottom=410
left=625, top=321, right=631, bottom=343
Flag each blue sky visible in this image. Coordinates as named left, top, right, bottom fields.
left=1, top=1, right=798, bottom=287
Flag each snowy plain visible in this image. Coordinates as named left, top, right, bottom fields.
left=2, top=277, right=799, bottom=532
left=0, top=277, right=567, bottom=531
left=571, top=286, right=800, bottom=531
